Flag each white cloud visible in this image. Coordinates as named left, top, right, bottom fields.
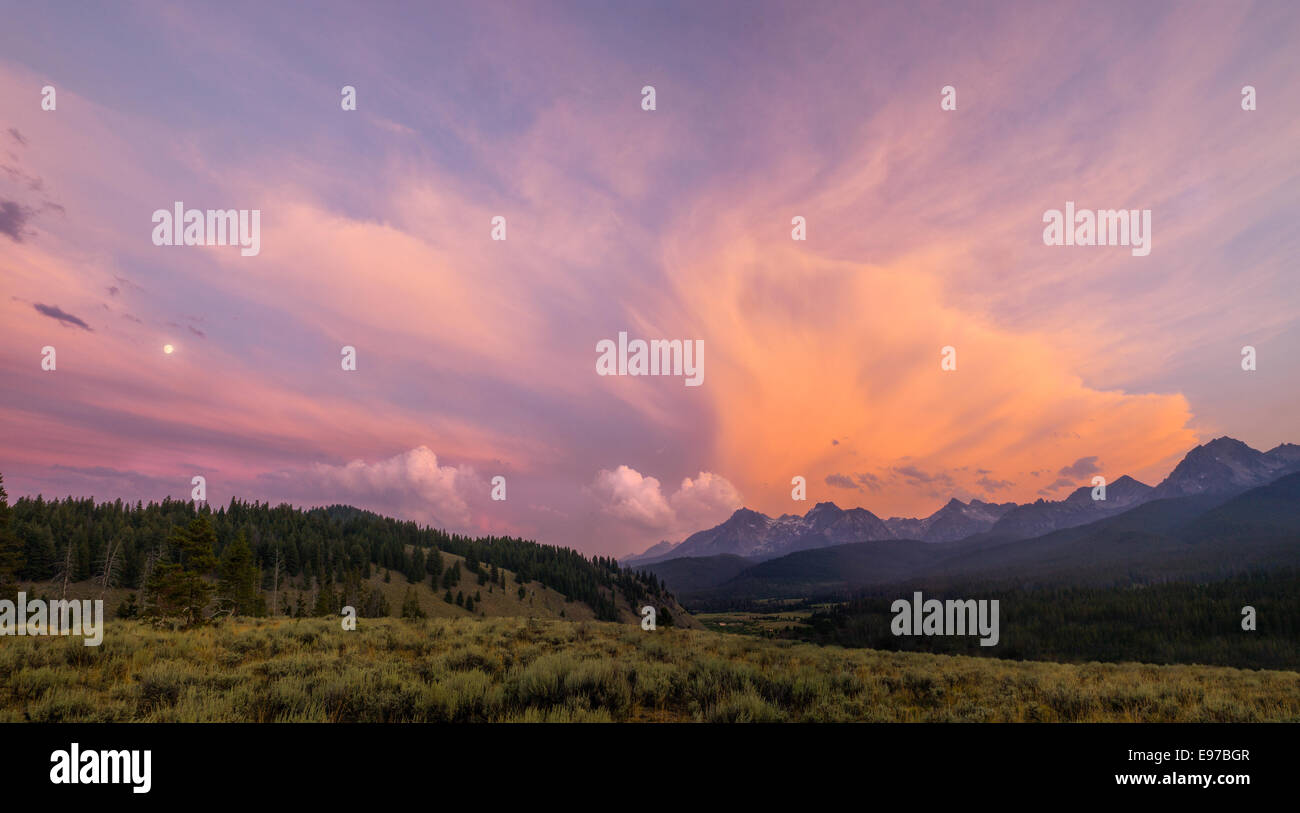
left=590, top=465, right=674, bottom=528
left=302, top=445, right=481, bottom=527
left=590, top=465, right=742, bottom=538
left=669, top=471, right=744, bottom=529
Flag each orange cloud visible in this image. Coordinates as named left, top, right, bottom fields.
left=665, top=237, right=1198, bottom=518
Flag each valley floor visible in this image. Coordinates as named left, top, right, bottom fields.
left=2, top=617, right=1298, bottom=722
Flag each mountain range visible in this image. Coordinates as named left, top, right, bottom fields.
left=666, top=470, right=1300, bottom=606
left=625, top=437, right=1300, bottom=566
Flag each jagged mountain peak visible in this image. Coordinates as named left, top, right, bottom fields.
left=1153, top=437, right=1292, bottom=499
left=1184, top=436, right=1257, bottom=461
left=628, top=437, right=1300, bottom=564
left=1265, top=443, right=1300, bottom=462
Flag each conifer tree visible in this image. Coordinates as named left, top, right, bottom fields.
left=363, top=585, right=390, bottom=617
left=0, top=474, right=23, bottom=603
left=116, top=592, right=139, bottom=619
left=313, top=579, right=337, bottom=616
left=218, top=531, right=260, bottom=616
left=427, top=548, right=443, bottom=585
left=407, top=548, right=425, bottom=583
left=143, top=514, right=218, bottom=626
left=400, top=587, right=425, bottom=618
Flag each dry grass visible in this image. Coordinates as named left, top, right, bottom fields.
left=17, top=548, right=597, bottom=623
left=2, top=617, right=1298, bottom=722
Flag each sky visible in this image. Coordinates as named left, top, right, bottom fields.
left=1, top=1, right=1298, bottom=557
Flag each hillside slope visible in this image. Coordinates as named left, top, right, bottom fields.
left=3, top=492, right=697, bottom=628
left=18, top=545, right=700, bottom=628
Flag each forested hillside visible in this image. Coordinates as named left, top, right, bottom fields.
left=0, top=476, right=685, bottom=626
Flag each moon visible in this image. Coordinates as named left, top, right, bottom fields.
left=163, top=344, right=175, bottom=354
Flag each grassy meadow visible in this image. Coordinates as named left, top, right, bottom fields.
left=2, top=616, right=1299, bottom=722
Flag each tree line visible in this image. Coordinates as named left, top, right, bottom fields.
left=0, top=477, right=676, bottom=626
left=787, top=569, right=1300, bottom=671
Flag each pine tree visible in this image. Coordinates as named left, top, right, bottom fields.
left=363, top=585, right=390, bottom=617
left=20, top=527, right=55, bottom=582
left=268, top=547, right=283, bottom=617
left=407, top=548, right=425, bottom=583
left=313, top=579, right=337, bottom=616
left=427, top=548, right=443, bottom=584
left=400, top=587, right=425, bottom=618
left=116, top=592, right=139, bottom=619
left=143, top=514, right=218, bottom=626
left=340, top=569, right=365, bottom=612
left=284, top=541, right=300, bottom=577
left=0, top=474, right=23, bottom=603
left=218, top=531, right=260, bottom=616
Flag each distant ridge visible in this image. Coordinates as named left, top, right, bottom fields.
left=651, top=471, right=1300, bottom=605
left=623, top=437, right=1300, bottom=565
